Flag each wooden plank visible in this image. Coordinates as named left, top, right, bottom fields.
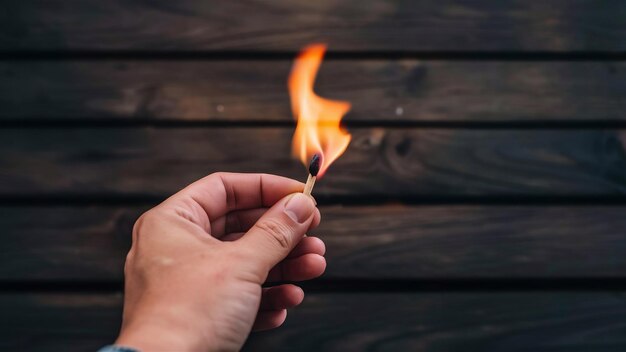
left=2, top=61, right=625, bottom=122
left=0, top=206, right=137, bottom=282
left=0, top=293, right=122, bottom=351
left=3, top=206, right=626, bottom=281
left=2, top=292, right=626, bottom=351
left=0, top=128, right=625, bottom=197
left=245, top=293, right=626, bottom=351
left=3, top=1, right=625, bottom=52
left=246, top=292, right=626, bottom=351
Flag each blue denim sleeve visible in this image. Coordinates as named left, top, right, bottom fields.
left=98, top=346, right=139, bottom=352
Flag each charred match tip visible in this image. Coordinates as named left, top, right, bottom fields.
left=308, top=154, right=321, bottom=176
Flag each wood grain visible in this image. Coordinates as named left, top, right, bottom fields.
left=2, top=292, right=626, bottom=351
left=2, top=61, right=625, bottom=122
left=0, top=293, right=122, bottom=352
left=2, top=206, right=626, bottom=281
left=0, top=128, right=624, bottom=197
left=0, top=206, right=138, bottom=282
left=244, top=293, right=626, bottom=352
left=3, top=1, right=625, bottom=52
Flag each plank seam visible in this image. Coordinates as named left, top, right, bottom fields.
left=2, top=195, right=626, bottom=206
left=1, top=50, right=626, bottom=61
left=2, top=278, right=626, bottom=294
left=3, top=120, right=626, bottom=129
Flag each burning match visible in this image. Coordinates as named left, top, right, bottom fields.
left=303, top=154, right=320, bottom=196
left=289, top=44, right=352, bottom=196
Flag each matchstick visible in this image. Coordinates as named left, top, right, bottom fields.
left=303, top=154, right=320, bottom=196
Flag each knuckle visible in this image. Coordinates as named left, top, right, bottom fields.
left=132, top=212, right=149, bottom=239
left=132, top=209, right=159, bottom=241
left=208, top=171, right=222, bottom=179
left=131, top=214, right=146, bottom=243
left=123, top=251, right=134, bottom=275
left=254, top=218, right=294, bottom=250
left=208, top=171, right=228, bottom=180
left=132, top=213, right=146, bottom=234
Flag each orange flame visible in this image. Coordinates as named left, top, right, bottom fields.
left=289, top=44, right=351, bottom=178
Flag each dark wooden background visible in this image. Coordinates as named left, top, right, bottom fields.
left=1, top=1, right=626, bottom=351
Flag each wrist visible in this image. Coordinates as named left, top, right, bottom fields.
left=116, top=323, right=194, bottom=352
left=116, top=307, right=213, bottom=352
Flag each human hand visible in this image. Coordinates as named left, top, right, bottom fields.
left=115, top=173, right=325, bottom=351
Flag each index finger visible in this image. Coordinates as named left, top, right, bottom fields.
left=171, top=172, right=305, bottom=220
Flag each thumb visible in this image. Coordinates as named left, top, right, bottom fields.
left=239, top=192, right=316, bottom=271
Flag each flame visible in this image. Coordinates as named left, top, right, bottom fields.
left=289, top=44, right=351, bottom=178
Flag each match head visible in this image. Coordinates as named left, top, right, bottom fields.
left=308, top=154, right=321, bottom=176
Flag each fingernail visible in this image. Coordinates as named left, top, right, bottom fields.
left=284, top=193, right=315, bottom=224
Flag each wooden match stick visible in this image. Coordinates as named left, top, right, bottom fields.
left=303, top=154, right=320, bottom=196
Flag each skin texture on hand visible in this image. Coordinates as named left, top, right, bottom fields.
left=115, top=173, right=326, bottom=351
